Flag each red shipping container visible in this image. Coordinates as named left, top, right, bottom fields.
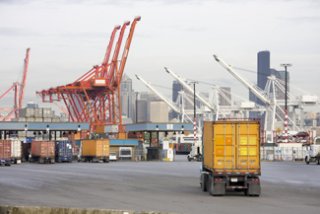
left=31, top=141, right=55, bottom=158
left=0, top=140, right=11, bottom=160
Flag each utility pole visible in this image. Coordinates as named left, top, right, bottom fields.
left=190, top=81, right=198, bottom=146
left=280, top=63, right=292, bottom=143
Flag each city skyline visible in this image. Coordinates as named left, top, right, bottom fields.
left=0, top=0, right=319, bottom=107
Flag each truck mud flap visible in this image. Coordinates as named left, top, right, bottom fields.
left=208, top=176, right=225, bottom=196
left=246, top=178, right=261, bottom=196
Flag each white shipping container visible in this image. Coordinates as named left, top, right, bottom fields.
left=34, top=118, right=43, bottom=122
left=27, top=118, right=35, bottom=122
left=52, top=118, right=60, bottom=122
left=34, top=108, right=43, bottom=118
left=24, top=108, right=35, bottom=117
left=43, top=118, right=52, bottom=122
left=11, top=139, right=22, bottom=158
left=18, top=117, right=27, bottom=122
left=43, top=108, right=53, bottom=117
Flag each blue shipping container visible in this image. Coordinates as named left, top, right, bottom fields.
left=55, top=140, right=73, bottom=162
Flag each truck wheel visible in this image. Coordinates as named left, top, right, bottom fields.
left=200, top=174, right=208, bottom=192
left=187, top=156, right=192, bottom=162
left=317, top=159, right=320, bottom=165
left=305, top=157, right=310, bottom=165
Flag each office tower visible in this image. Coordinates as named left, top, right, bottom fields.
left=149, top=101, right=169, bottom=123
left=120, top=75, right=135, bottom=120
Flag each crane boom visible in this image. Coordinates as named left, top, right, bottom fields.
left=102, top=25, right=121, bottom=67
left=117, top=16, right=141, bottom=85
left=135, top=74, right=180, bottom=113
left=18, top=48, right=30, bottom=110
left=213, top=54, right=271, bottom=105
left=106, top=21, right=130, bottom=84
left=164, top=67, right=216, bottom=112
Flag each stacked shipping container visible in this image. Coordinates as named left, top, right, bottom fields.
left=10, top=139, right=22, bottom=164
left=0, top=140, right=11, bottom=166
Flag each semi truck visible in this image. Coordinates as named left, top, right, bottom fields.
left=30, top=141, right=55, bottom=164
left=81, top=139, right=110, bottom=163
left=0, top=140, right=11, bottom=166
left=55, top=140, right=73, bottom=163
left=200, top=120, right=261, bottom=196
left=304, top=136, right=320, bottom=165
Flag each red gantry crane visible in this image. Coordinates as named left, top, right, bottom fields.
left=37, top=17, right=141, bottom=136
left=0, top=48, right=30, bottom=121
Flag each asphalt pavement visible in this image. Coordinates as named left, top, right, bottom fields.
left=0, top=155, right=319, bottom=214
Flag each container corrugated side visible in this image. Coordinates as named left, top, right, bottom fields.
left=31, top=141, right=55, bottom=158
left=203, top=120, right=260, bottom=175
left=55, top=140, right=73, bottom=161
left=82, top=139, right=109, bottom=157
left=0, top=140, right=11, bottom=160
left=10, top=139, right=21, bottom=158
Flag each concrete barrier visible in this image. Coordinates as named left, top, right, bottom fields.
left=0, top=205, right=175, bottom=214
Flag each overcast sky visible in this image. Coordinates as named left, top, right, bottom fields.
left=0, top=0, right=319, bottom=107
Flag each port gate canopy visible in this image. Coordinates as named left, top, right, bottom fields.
left=0, top=122, right=89, bottom=131
left=123, top=123, right=193, bottom=132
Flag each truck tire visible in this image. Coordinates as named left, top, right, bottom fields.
left=305, top=157, right=310, bottom=165
left=317, top=159, right=320, bottom=165
left=200, top=173, right=208, bottom=192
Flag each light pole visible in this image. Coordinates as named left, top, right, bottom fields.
left=190, top=81, right=198, bottom=147
left=46, top=125, right=50, bottom=141
left=24, top=124, right=28, bottom=143
left=280, top=63, right=292, bottom=143
left=155, top=125, right=159, bottom=147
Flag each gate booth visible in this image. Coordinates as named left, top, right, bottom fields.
left=124, top=123, right=193, bottom=161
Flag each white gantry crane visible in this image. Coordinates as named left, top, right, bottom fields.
left=135, top=74, right=193, bottom=123
left=164, top=67, right=219, bottom=120
left=213, top=54, right=277, bottom=142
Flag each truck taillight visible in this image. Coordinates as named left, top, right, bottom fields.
left=252, top=178, right=260, bottom=184
left=214, top=177, right=223, bottom=182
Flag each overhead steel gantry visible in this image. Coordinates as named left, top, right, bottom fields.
left=37, top=17, right=141, bottom=135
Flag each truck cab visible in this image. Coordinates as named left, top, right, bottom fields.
left=187, top=140, right=202, bottom=161
left=304, top=137, right=320, bottom=165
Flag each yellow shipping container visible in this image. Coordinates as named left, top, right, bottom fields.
left=81, top=139, right=110, bottom=159
left=203, top=120, right=260, bottom=175
left=201, top=120, right=261, bottom=196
